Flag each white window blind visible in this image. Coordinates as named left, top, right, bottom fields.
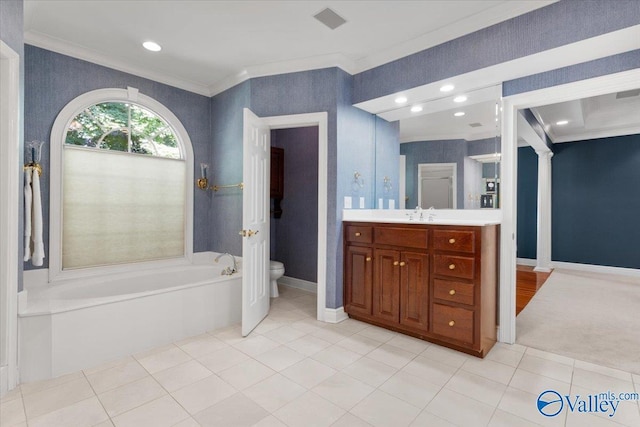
left=62, top=147, right=185, bottom=269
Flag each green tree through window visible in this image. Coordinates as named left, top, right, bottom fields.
left=66, top=102, right=180, bottom=159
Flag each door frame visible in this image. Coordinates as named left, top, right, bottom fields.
left=259, top=112, right=329, bottom=322
left=499, top=68, right=640, bottom=344
left=0, top=40, right=20, bottom=394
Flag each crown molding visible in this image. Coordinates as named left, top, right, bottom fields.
left=354, top=1, right=558, bottom=73
left=25, top=30, right=211, bottom=97
left=551, top=125, right=640, bottom=144
left=400, top=129, right=498, bottom=143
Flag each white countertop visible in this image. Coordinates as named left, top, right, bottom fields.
left=342, top=209, right=501, bottom=226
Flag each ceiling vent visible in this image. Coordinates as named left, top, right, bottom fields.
left=314, top=8, right=347, bottom=30
left=468, top=122, right=483, bottom=128
left=616, top=89, right=640, bottom=99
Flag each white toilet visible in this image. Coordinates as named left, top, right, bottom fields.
left=269, top=261, right=285, bottom=298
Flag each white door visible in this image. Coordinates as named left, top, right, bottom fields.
left=241, top=108, right=270, bottom=337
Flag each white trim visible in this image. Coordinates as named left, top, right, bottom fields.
left=49, top=88, right=194, bottom=283
left=499, top=68, right=640, bottom=345
left=0, top=40, right=20, bottom=394
left=516, top=258, right=537, bottom=267
left=551, top=261, right=640, bottom=278
left=323, top=307, right=348, bottom=324
left=535, top=151, right=553, bottom=272
left=278, top=276, right=317, bottom=294
left=260, top=112, right=328, bottom=322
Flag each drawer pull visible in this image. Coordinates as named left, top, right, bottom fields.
left=448, top=320, right=455, bottom=327
left=449, top=289, right=456, bottom=296
left=393, top=261, right=399, bottom=266
left=355, top=232, right=362, bottom=237
left=448, top=264, right=456, bottom=270
left=399, top=261, right=406, bottom=267
left=449, top=238, right=456, bottom=244
left=366, top=257, right=371, bottom=262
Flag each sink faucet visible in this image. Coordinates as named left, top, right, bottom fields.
left=215, top=253, right=237, bottom=275
left=426, top=206, right=436, bottom=222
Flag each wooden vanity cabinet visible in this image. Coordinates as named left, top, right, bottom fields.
left=343, top=221, right=497, bottom=357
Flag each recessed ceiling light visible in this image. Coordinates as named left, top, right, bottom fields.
left=411, top=105, right=423, bottom=113
left=454, top=111, right=465, bottom=117
left=556, top=120, right=569, bottom=125
left=143, top=41, right=162, bottom=52
left=440, top=84, right=455, bottom=92
left=394, top=96, right=408, bottom=104
left=453, top=95, right=467, bottom=103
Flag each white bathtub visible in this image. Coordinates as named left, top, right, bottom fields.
left=19, top=258, right=242, bottom=383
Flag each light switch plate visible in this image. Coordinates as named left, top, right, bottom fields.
left=344, top=196, right=352, bottom=209
left=359, top=197, right=365, bottom=209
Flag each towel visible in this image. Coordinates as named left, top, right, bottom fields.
left=23, top=167, right=45, bottom=266
left=31, top=168, right=45, bottom=266
left=23, top=168, right=32, bottom=262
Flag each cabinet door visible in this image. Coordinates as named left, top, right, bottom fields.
left=373, top=249, right=400, bottom=323
left=344, top=245, right=373, bottom=316
left=400, top=251, right=429, bottom=330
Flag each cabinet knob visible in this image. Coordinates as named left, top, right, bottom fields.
left=449, top=289, right=456, bottom=296
left=448, top=264, right=456, bottom=270
left=366, top=257, right=371, bottom=262
left=399, top=261, right=406, bottom=267
left=449, top=238, right=456, bottom=244
left=448, top=320, right=455, bottom=327
left=355, top=232, right=362, bottom=237
left=393, top=261, right=399, bottom=266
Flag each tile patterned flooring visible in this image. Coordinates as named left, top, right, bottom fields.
left=2, top=286, right=639, bottom=427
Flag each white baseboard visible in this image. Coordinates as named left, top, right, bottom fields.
left=278, top=276, right=317, bottom=294
left=0, top=365, right=7, bottom=395
left=516, top=258, right=537, bottom=267
left=551, top=261, right=640, bottom=278
left=323, top=307, right=348, bottom=324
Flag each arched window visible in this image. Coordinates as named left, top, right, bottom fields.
left=50, top=88, right=194, bottom=279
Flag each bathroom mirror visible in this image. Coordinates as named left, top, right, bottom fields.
left=373, top=85, right=502, bottom=210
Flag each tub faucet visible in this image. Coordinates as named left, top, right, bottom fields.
left=215, top=253, right=237, bottom=275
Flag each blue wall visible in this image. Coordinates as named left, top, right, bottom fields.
left=374, top=117, right=400, bottom=206
left=517, top=147, right=538, bottom=259
left=209, top=81, right=251, bottom=257
left=1, top=0, right=24, bottom=290
left=271, top=127, right=318, bottom=283
left=353, top=0, right=640, bottom=103
left=23, top=46, right=212, bottom=270
left=552, top=134, right=640, bottom=268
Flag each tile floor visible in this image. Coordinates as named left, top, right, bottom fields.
left=1, top=286, right=639, bottom=427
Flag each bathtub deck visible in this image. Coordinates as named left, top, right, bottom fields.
left=4, top=286, right=640, bottom=427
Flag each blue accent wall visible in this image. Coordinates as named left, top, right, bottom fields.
left=517, top=147, right=538, bottom=259
left=551, top=134, right=640, bottom=268
left=353, top=0, right=640, bottom=103
left=1, top=0, right=24, bottom=290
left=23, top=45, right=212, bottom=270
left=271, top=127, right=319, bottom=283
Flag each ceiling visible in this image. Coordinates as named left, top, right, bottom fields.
left=530, top=90, right=640, bottom=143
left=24, top=0, right=554, bottom=96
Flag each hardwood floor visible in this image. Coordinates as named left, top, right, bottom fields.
left=516, top=265, right=552, bottom=315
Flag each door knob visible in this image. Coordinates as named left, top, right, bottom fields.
left=239, top=229, right=259, bottom=237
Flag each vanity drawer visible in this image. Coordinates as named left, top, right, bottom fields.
left=433, top=255, right=475, bottom=280
left=374, top=227, right=428, bottom=249
left=433, top=230, right=475, bottom=253
left=433, top=279, right=475, bottom=306
left=346, top=225, right=372, bottom=244
left=432, top=303, right=474, bottom=344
